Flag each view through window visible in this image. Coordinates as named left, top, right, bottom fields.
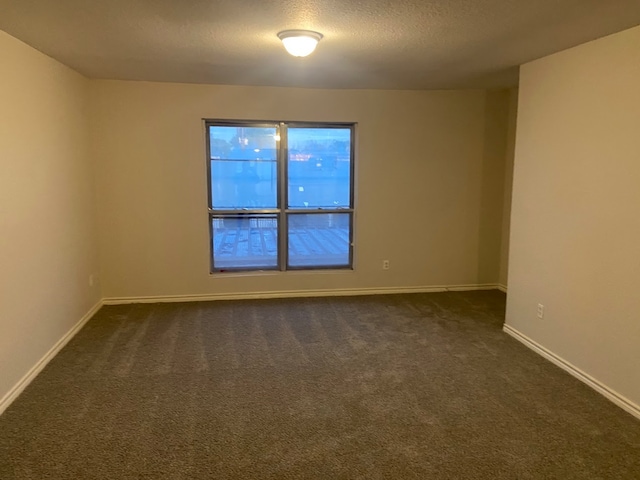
left=206, top=121, right=355, bottom=272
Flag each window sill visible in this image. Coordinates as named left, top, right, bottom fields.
left=209, top=268, right=355, bottom=278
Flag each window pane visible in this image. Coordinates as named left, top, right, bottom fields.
left=288, top=128, right=351, bottom=209
left=210, top=160, right=277, bottom=209
left=288, top=213, right=351, bottom=268
left=212, top=215, right=278, bottom=270
left=209, top=126, right=278, bottom=209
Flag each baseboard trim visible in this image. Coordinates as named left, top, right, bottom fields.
left=503, top=324, right=640, bottom=420
left=103, top=284, right=502, bottom=305
left=497, top=284, right=508, bottom=293
left=0, top=300, right=103, bottom=416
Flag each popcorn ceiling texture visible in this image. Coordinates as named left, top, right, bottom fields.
left=2, top=0, right=640, bottom=89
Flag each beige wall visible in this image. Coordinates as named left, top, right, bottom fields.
left=498, top=88, right=518, bottom=288
left=0, top=32, right=101, bottom=406
left=506, top=26, right=640, bottom=407
left=91, top=82, right=510, bottom=299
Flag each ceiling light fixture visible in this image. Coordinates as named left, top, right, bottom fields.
left=277, top=30, right=323, bottom=57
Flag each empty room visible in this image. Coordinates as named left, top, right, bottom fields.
left=1, top=1, right=639, bottom=478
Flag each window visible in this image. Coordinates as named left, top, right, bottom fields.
left=206, top=121, right=355, bottom=272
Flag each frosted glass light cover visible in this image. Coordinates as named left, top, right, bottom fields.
left=278, top=30, right=323, bottom=57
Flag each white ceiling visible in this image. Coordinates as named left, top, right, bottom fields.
left=2, top=0, right=640, bottom=90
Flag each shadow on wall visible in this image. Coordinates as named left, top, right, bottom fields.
left=477, top=88, right=517, bottom=286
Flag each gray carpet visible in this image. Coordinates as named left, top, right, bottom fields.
left=1, top=291, right=639, bottom=478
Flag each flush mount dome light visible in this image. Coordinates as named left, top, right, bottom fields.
left=277, top=30, right=323, bottom=57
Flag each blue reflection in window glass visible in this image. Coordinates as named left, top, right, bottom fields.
left=212, top=215, right=278, bottom=269
left=288, top=128, right=351, bottom=209
left=288, top=213, right=350, bottom=267
left=209, top=126, right=278, bottom=209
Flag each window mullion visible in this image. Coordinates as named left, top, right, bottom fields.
left=209, top=209, right=280, bottom=215
left=284, top=208, right=354, bottom=214
left=278, top=123, right=288, bottom=271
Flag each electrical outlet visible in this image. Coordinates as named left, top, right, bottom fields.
left=382, top=260, right=390, bottom=270
left=89, top=274, right=94, bottom=287
left=537, top=303, right=544, bottom=319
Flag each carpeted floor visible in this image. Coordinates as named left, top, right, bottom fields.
left=1, top=291, right=639, bottom=478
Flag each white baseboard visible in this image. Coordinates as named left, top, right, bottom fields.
left=503, top=324, right=640, bottom=421
left=103, top=283, right=502, bottom=305
left=0, top=300, right=103, bottom=416
left=497, top=284, right=508, bottom=293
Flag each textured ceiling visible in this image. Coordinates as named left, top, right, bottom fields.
left=2, top=0, right=640, bottom=89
